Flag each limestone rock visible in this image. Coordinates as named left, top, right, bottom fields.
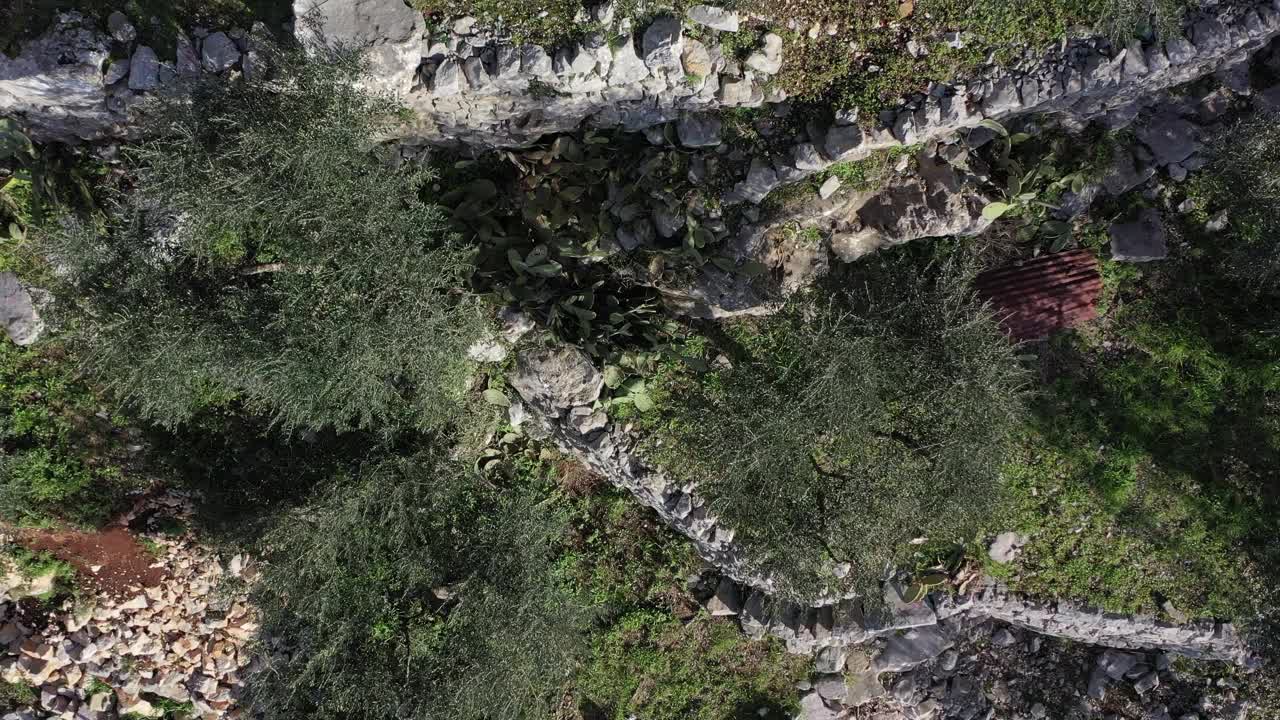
left=746, top=32, right=783, bottom=75
left=0, top=13, right=112, bottom=142
left=128, top=46, right=160, bottom=90
left=107, top=11, right=137, bottom=44
left=293, top=0, right=425, bottom=96
left=200, top=32, right=241, bottom=73
left=511, top=345, right=605, bottom=412
left=0, top=273, right=43, bottom=346
left=642, top=16, right=683, bottom=71
left=831, top=153, right=991, bottom=262
left=728, top=157, right=777, bottom=204
left=104, top=58, right=130, bottom=85
left=1109, top=209, right=1168, bottom=262
left=987, top=531, right=1028, bottom=563
left=875, top=625, right=954, bottom=672
left=706, top=578, right=741, bottom=615
left=818, top=175, right=842, bottom=199
left=1136, top=114, right=1199, bottom=166
left=680, top=38, right=713, bottom=78
left=608, top=36, right=650, bottom=85
left=798, top=691, right=841, bottom=720
left=718, top=76, right=760, bottom=105
left=687, top=5, right=740, bottom=31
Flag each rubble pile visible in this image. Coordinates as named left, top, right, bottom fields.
left=1, top=496, right=258, bottom=720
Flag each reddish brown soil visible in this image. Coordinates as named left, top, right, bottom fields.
left=16, top=526, right=167, bottom=597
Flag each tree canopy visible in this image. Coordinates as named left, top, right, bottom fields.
left=653, top=248, right=1029, bottom=599
left=39, top=42, right=483, bottom=434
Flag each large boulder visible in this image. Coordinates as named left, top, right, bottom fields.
left=293, top=0, right=425, bottom=96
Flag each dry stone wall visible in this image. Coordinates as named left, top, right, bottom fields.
left=509, top=341, right=1260, bottom=669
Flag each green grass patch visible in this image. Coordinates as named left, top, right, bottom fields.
left=3, top=544, right=78, bottom=601
left=0, top=341, right=136, bottom=527
left=0, top=681, right=37, bottom=712
left=988, top=116, right=1280, bottom=625
left=575, top=610, right=809, bottom=720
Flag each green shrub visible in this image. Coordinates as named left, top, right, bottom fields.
left=650, top=246, right=1028, bottom=600
left=247, top=451, right=590, bottom=720
left=0, top=342, right=131, bottom=526
left=575, top=611, right=808, bottom=720
left=38, top=42, right=484, bottom=435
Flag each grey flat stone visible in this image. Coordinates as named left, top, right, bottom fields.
left=875, top=625, right=954, bottom=672
left=1109, top=209, right=1168, bottom=262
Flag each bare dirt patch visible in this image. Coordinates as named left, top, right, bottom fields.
left=15, top=526, right=166, bottom=597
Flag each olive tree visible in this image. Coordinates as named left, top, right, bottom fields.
left=655, top=248, right=1029, bottom=600
left=247, top=452, right=589, bottom=720
left=39, top=42, right=483, bottom=434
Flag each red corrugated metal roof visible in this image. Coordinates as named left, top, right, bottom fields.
left=975, top=249, right=1102, bottom=341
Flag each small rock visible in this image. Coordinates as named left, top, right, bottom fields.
left=937, top=649, right=958, bottom=672
left=1098, top=649, right=1142, bottom=680
left=129, top=46, right=160, bottom=90
left=1137, top=114, right=1199, bottom=167
left=814, top=674, right=845, bottom=700
left=797, top=691, right=840, bottom=720
left=746, top=32, right=783, bottom=75
left=1206, top=209, right=1229, bottom=232
left=875, top=625, right=953, bottom=673
left=201, top=32, right=242, bottom=73
left=452, top=16, right=476, bottom=35
left=1161, top=599, right=1189, bottom=624
left=0, top=273, right=43, bottom=346
left=681, top=38, right=713, bottom=78
left=677, top=112, right=721, bottom=147
left=814, top=645, right=847, bottom=674
left=108, top=11, right=137, bottom=44
left=642, top=16, right=683, bottom=70
left=991, top=628, right=1017, bottom=647
left=1134, top=671, right=1160, bottom=695
left=734, top=157, right=779, bottom=204
left=104, top=58, right=130, bottom=85
left=1109, top=208, right=1168, bottom=262
left=818, top=175, right=842, bottom=199
left=1087, top=668, right=1108, bottom=700
left=687, top=4, right=740, bottom=31
left=706, top=578, right=741, bottom=616
left=987, top=531, right=1028, bottom=563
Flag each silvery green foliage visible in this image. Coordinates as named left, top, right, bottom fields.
left=39, top=42, right=483, bottom=434
left=247, top=453, right=588, bottom=720
left=656, top=247, right=1028, bottom=601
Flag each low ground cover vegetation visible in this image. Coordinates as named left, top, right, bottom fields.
left=980, top=116, right=1279, bottom=631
